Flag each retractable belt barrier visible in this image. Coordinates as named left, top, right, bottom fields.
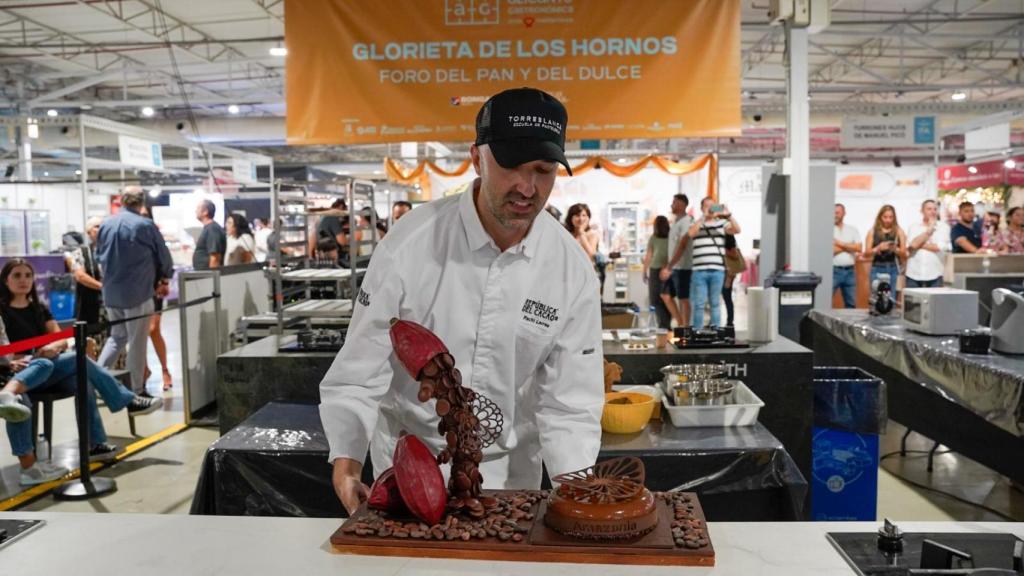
left=0, top=292, right=219, bottom=501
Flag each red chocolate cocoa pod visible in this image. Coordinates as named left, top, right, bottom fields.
left=393, top=434, right=447, bottom=526
left=388, top=318, right=450, bottom=380
left=367, top=467, right=408, bottom=516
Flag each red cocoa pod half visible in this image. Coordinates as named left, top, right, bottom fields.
left=389, top=318, right=450, bottom=380
left=393, top=434, right=447, bottom=526
left=367, top=467, right=408, bottom=516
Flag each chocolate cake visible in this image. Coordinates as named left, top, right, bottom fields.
left=543, top=457, right=658, bottom=540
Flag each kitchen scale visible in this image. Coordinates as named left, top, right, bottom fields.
left=673, top=326, right=750, bottom=350
left=828, top=519, right=1024, bottom=575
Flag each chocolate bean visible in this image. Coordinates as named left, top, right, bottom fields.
left=417, top=384, right=433, bottom=403
left=437, top=419, right=447, bottom=435
left=454, top=472, right=471, bottom=491
left=436, top=399, right=451, bottom=417
left=512, top=533, right=524, bottom=543
left=439, top=353, right=455, bottom=369
left=422, top=361, right=439, bottom=377
left=498, top=532, right=512, bottom=542
left=431, top=527, right=445, bottom=540
left=446, top=431, right=458, bottom=449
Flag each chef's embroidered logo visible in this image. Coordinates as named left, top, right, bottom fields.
left=521, top=298, right=559, bottom=328
left=357, top=288, right=371, bottom=307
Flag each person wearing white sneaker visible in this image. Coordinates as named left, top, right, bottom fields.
left=1, top=260, right=164, bottom=477
left=2, top=316, right=68, bottom=484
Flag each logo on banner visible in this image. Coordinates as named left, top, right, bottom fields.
left=445, top=0, right=500, bottom=26
left=914, top=117, right=935, bottom=145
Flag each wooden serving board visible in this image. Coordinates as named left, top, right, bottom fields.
left=330, top=491, right=715, bottom=567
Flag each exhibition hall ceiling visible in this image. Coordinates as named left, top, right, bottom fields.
left=0, top=0, right=1022, bottom=161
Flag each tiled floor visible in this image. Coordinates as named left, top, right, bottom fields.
left=3, top=294, right=1021, bottom=523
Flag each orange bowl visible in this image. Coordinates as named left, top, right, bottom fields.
left=601, top=392, right=656, bottom=434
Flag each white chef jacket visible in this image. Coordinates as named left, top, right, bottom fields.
left=319, top=182, right=604, bottom=489
left=906, top=221, right=950, bottom=282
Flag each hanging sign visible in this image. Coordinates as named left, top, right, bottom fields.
left=117, top=135, right=164, bottom=170
left=840, top=115, right=935, bottom=148
left=937, top=159, right=1007, bottom=190
left=231, top=158, right=258, bottom=184
left=285, top=0, right=741, bottom=144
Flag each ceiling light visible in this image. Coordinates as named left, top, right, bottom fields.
left=148, top=186, right=162, bottom=198
left=141, top=106, right=155, bottom=117
left=968, top=165, right=978, bottom=174
left=27, top=123, right=39, bottom=139
left=951, top=91, right=967, bottom=101
left=269, top=45, right=287, bottom=57
left=46, top=109, right=58, bottom=117
left=228, top=104, right=240, bottom=114
left=1005, top=159, right=1016, bottom=169
left=75, top=170, right=82, bottom=176
left=80, top=104, right=92, bottom=111
left=43, top=171, right=49, bottom=177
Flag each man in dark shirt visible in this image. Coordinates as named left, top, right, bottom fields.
left=193, top=199, right=226, bottom=270
left=950, top=201, right=987, bottom=254
left=316, top=199, right=351, bottom=264
left=97, top=187, right=174, bottom=394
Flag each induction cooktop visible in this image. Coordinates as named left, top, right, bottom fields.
left=828, top=519, right=1024, bottom=575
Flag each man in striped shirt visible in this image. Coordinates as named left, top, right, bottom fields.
left=687, top=197, right=741, bottom=328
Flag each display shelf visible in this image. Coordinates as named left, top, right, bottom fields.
left=280, top=268, right=366, bottom=281
left=280, top=299, right=353, bottom=318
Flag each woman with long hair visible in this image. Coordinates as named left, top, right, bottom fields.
left=864, top=204, right=908, bottom=299
left=0, top=259, right=162, bottom=485
left=642, top=215, right=672, bottom=329
left=226, top=213, right=257, bottom=265
left=564, top=203, right=606, bottom=295
left=992, top=206, right=1024, bottom=254
left=140, top=204, right=173, bottom=392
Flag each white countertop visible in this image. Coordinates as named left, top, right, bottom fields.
left=2, top=513, right=1023, bottom=575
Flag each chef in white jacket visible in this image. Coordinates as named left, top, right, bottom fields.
left=319, top=88, right=604, bottom=514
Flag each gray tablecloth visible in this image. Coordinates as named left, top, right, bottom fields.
left=807, top=309, right=1024, bottom=437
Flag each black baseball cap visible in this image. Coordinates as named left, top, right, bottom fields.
left=475, top=87, right=571, bottom=175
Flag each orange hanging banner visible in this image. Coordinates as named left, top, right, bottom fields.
left=386, top=153, right=718, bottom=199
left=286, top=0, right=741, bottom=145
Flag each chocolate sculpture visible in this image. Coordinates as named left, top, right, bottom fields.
left=388, top=318, right=504, bottom=518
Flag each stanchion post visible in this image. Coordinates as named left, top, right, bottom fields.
left=54, top=320, right=116, bottom=500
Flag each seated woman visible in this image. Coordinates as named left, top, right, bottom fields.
left=0, top=259, right=163, bottom=486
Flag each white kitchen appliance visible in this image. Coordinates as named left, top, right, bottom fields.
left=902, top=287, right=978, bottom=335
left=990, top=288, right=1024, bottom=355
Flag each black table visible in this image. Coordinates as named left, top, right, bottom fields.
left=604, top=333, right=815, bottom=485
left=191, top=402, right=807, bottom=521
left=801, top=309, right=1024, bottom=484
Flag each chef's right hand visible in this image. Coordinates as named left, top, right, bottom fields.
left=332, top=457, right=369, bottom=515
